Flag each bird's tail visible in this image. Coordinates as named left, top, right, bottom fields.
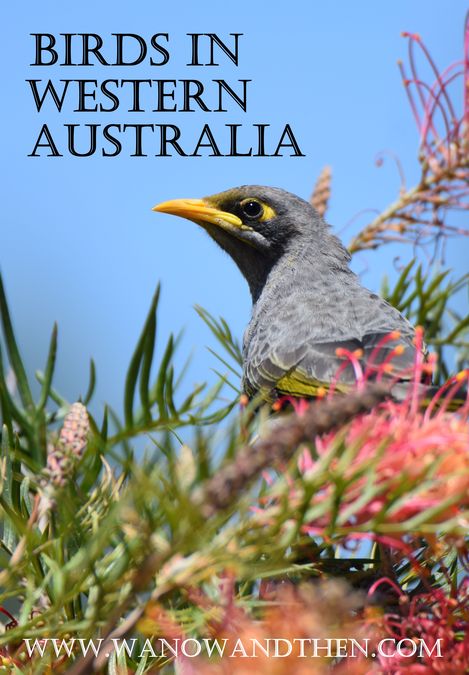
left=391, top=372, right=468, bottom=412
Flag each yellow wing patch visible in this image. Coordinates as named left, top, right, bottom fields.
left=275, top=371, right=349, bottom=398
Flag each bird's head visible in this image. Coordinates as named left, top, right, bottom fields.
left=153, top=185, right=348, bottom=300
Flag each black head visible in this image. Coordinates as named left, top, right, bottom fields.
left=153, top=185, right=349, bottom=300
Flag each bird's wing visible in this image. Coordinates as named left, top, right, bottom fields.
left=243, top=293, right=417, bottom=398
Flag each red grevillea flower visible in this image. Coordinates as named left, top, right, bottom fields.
left=293, top=336, right=469, bottom=537
left=366, top=577, right=469, bottom=673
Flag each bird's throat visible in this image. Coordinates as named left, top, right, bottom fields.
left=203, top=223, right=277, bottom=301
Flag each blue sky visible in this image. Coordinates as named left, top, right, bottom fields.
left=1, top=1, right=468, bottom=418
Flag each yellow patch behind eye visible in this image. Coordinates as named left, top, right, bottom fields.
left=259, top=202, right=276, bottom=222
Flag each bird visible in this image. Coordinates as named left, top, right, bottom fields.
left=153, top=185, right=421, bottom=402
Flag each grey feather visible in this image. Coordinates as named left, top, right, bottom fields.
left=198, top=185, right=419, bottom=398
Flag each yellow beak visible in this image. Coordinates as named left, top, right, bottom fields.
left=152, top=198, right=244, bottom=229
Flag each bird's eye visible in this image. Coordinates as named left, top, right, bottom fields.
left=241, top=199, right=264, bottom=220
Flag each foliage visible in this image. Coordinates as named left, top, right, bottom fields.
left=0, top=17, right=468, bottom=675
left=348, top=19, right=469, bottom=257
left=381, top=260, right=469, bottom=380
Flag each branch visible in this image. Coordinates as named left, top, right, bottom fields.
left=195, top=384, right=390, bottom=518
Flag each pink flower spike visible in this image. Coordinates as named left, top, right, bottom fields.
left=409, top=326, right=426, bottom=414
left=334, top=347, right=365, bottom=388
left=464, top=11, right=469, bottom=128
left=424, top=368, right=469, bottom=420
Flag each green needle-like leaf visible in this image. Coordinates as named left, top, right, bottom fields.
left=37, top=322, right=58, bottom=412
left=0, top=273, right=34, bottom=411
left=124, top=284, right=160, bottom=428
left=83, top=358, right=96, bottom=405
